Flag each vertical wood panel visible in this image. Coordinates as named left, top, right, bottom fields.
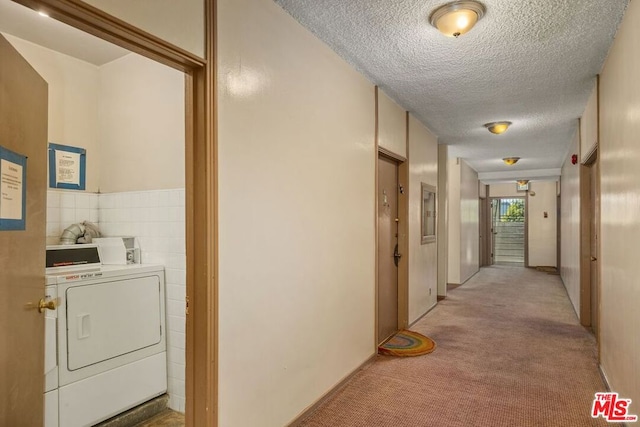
left=0, top=34, right=48, bottom=426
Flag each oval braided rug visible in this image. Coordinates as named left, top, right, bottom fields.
left=378, top=330, right=436, bottom=357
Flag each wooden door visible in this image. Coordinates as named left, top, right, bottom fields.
left=590, top=154, right=600, bottom=338
left=377, top=155, right=399, bottom=345
left=0, top=34, right=48, bottom=425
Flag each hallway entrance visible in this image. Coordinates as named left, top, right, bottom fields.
left=300, top=266, right=608, bottom=426
left=491, top=198, right=526, bottom=266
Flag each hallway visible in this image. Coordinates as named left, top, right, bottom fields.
left=300, top=266, right=607, bottom=427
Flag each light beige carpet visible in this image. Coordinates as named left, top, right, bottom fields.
left=300, top=266, right=608, bottom=427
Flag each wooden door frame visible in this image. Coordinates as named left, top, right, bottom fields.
left=580, top=148, right=599, bottom=334
left=489, top=196, right=527, bottom=266
left=10, top=1, right=217, bottom=425
left=374, top=87, right=409, bottom=348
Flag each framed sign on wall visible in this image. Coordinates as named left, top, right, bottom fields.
left=0, top=145, right=27, bottom=231
left=421, top=182, right=436, bottom=244
left=48, top=143, right=86, bottom=190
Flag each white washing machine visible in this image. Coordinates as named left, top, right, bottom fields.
left=44, top=245, right=167, bottom=427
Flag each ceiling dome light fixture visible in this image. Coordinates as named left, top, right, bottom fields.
left=503, top=157, right=520, bottom=166
left=484, top=121, right=512, bottom=135
left=429, top=1, right=486, bottom=38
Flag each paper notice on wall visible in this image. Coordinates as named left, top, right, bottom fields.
left=0, top=158, right=23, bottom=220
left=55, top=150, right=81, bottom=185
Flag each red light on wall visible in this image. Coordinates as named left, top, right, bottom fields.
left=571, top=154, right=578, bottom=165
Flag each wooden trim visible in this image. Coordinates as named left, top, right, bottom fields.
left=524, top=194, right=529, bottom=268
left=13, top=0, right=205, bottom=71
left=374, top=87, right=379, bottom=351
left=583, top=143, right=598, bottom=166
left=11, top=1, right=217, bottom=425
left=378, top=146, right=407, bottom=163
left=595, top=73, right=601, bottom=361
left=579, top=163, right=591, bottom=327
left=408, top=302, right=437, bottom=327
left=286, top=354, right=377, bottom=426
left=186, top=0, right=217, bottom=425
left=397, top=112, right=410, bottom=330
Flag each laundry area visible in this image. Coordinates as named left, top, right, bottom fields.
left=0, top=1, right=186, bottom=425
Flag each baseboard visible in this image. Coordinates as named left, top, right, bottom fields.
left=598, top=364, right=612, bottom=392
left=287, top=353, right=377, bottom=426
left=409, top=302, right=438, bottom=328
left=599, top=365, right=631, bottom=427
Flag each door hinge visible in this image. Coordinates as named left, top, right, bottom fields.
left=185, top=296, right=190, bottom=316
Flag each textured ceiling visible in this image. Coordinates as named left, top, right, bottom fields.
left=274, top=0, right=629, bottom=182
left=0, top=0, right=129, bottom=66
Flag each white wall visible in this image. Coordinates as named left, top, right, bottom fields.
left=81, top=0, right=204, bottom=58
left=46, top=191, right=99, bottom=245
left=377, top=90, right=406, bottom=158
left=99, top=189, right=186, bottom=412
left=5, top=34, right=100, bottom=193
left=599, top=0, right=640, bottom=407
left=527, top=181, right=557, bottom=267
left=447, top=156, right=479, bottom=284
left=560, top=131, right=581, bottom=315
left=407, top=114, right=438, bottom=323
left=459, top=160, right=479, bottom=282
left=218, top=0, right=375, bottom=425
left=98, top=54, right=185, bottom=193
left=447, top=156, right=461, bottom=284
left=437, top=144, right=448, bottom=296
left=489, top=183, right=520, bottom=198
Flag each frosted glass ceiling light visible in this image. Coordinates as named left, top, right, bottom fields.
left=503, top=157, right=520, bottom=166
left=484, top=121, right=512, bottom=134
left=430, top=1, right=486, bottom=38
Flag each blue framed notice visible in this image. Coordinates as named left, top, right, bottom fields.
left=0, top=145, right=27, bottom=231
left=48, top=143, right=86, bottom=190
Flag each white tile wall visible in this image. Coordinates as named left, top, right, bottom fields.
left=46, top=190, right=100, bottom=245
left=98, top=189, right=186, bottom=412
left=45, top=188, right=186, bottom=412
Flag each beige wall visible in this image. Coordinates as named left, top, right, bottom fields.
left=459, top=160, right=479, bottom=282
left=447, top=156, right=461, bottom=284
left=580, top=80, right=598, bottom=162
left=218, top=0, right=375, bottom=425
left=599, top=0, right=640, bottom=406
left=377, top=90, right=407, bottom=158
left=437, top=144, right=448, bottom=296
left=81, top=0, right=204, bottom=58
left=98, top=54, right=185, bottom=193
left=407, top=114, right=438, bottom=323
left=489, top=183, right=520, bottom=198
left=527, top=181, right=557, bottom=267
left=448, top=157, right=479, bottom=284
left=5, top=35, right=100, bottom=192
left=560, top=131, right=581, bottom=315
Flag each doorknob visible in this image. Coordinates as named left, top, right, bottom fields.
left=393, top=244, right=402, bottom=267
left=38, top=297, right=60, bottom=313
